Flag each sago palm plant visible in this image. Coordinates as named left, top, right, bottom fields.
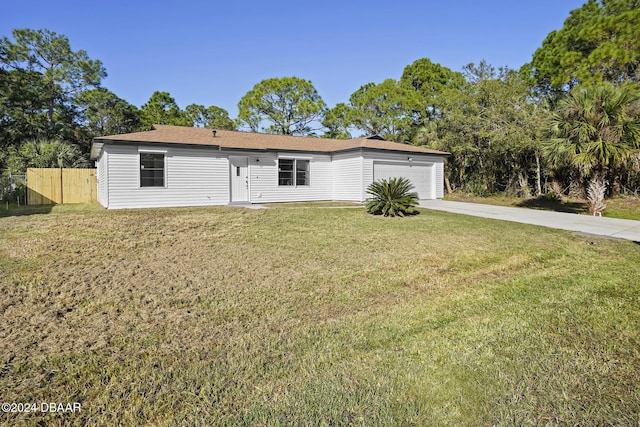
left=365, top=177, right=419, bottom=217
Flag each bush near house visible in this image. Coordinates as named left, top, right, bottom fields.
left=365, top=177, right=419, bottom=217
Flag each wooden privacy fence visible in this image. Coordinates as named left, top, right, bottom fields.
left=27, top=168, right=97, bottom=205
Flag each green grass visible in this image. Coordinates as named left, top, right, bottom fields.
left=604, top=196, right=640, bottom=220
left=1, top=204, right=639, bottom=425
left=445, top=193, right=640, bottom=220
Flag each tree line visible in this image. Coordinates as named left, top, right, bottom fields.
left=1, top=0, right=639, bottom=200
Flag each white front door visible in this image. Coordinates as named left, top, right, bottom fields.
left=230, top=157, right=249, bottom=202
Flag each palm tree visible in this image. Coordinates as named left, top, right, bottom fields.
left=549, top=83, right=640, bottom=200
left=7, top=139, right=89, bottom=173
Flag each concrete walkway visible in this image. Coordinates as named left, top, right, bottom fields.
left=419, top=200, right=640, bottom=243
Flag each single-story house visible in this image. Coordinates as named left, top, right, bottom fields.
left=90, top=125, right=449, bottom=209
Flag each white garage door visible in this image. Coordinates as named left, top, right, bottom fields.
left=373, top=162, right=434, bottom=199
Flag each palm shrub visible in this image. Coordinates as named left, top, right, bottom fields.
left=6, top=139, right=89, bottom=173
left=365, top=177, right=419, bottom=217
left=586, top=174, right=607, bottom=216
left=549, top=83, right=640, bottom=197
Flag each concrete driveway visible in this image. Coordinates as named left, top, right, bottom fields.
left=419, top=200, right=640, bottom=243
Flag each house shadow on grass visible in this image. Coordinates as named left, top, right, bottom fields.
left=515, top=197, right=588, bottom=214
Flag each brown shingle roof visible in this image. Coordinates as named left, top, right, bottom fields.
left=91, top=124, right=449, bottom=159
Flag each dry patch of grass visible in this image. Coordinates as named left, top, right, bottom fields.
left=1, top=203, right=639, bottom=425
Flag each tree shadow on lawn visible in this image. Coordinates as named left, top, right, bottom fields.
left=0, top=204, right=54, bottom=218
left=515, top=197, right=588, bottom=214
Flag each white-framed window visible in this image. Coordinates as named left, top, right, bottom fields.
left=140, top=152, right=165, bottom=187
left=278, top=159, right=309, bottom=186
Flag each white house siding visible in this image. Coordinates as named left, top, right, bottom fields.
left=96, top=150, right=108, bottom=207
left=331, top=151, right=364, bottom=201
left=434, top=161, right=444, bottom=199
left=248, top=152, right=333, bottom=203
left=363, top=151, right=445, bottom=200
left=103, top=144, right=229, bottom=209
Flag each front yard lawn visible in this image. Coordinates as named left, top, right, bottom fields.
left=1, top=204, right=639, bottom=425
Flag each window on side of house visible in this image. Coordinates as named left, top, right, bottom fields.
left=296, top=159, right=309, bottom=186
left=278, top=159, right=294, bottom=185
left=140, top=152, right=165, bottom=187
left=278, top=159, right=309, bottom=186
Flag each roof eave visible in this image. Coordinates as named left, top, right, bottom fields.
left=90, top=140, right=104, bottom=160
left=95, top=138, right=223, bottom=150
left=89, top=135, right=449, bottom=157
left=340, top=146, right=450, bottom=157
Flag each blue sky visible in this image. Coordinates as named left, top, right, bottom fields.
left=3, top=0, right=585, bottom=118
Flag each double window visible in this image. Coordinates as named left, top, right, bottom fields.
left=278, top=159, right=309, bottom=186
left=140, top=152, right=165, bottom=187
